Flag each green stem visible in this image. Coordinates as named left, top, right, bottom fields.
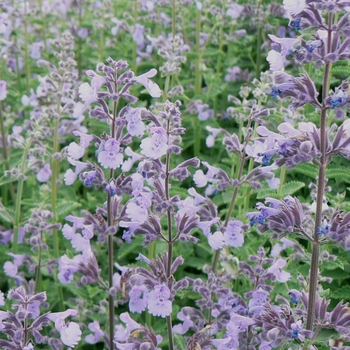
left=24, top=0, right=30, bottom=94
left=193, top=9, right=202, bottom=157
left=132, top=0, right=138, bottom=74
left=13, top=140, right=32, bottom=253
left=255, top=0, right=264, bottom=79
left=171, top=0, right=176, bottom=39
left=107, top=79, right=119, bottom=350
left=165, top=119, right=174, bottom=350
left=212, top=150, right=246, bottom=273
left=34, top=231, right=43, bottom=293
left=306, top=12, right=333, bottom=331
left=213, top=0, right=225, bottom=117
left=277, top=164, right=286, bottom=197
left=0, top=104, right=16, bottom=203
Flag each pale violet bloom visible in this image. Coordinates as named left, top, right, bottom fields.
left=267, top=50, right=285, bottom=71
left=85, top=321, right=104, bottom=344
left=78, top=82, right=98, bottom=105
left=226, top=3, right=244, bottom=19
left=140, top=127, right=168, bottom=158
left=122, top=147, right=144, bottom=172
left=125, top=107, right=146, bottom=137
left=67, top=131, right=94, bottom=160
left=266, top=258, right=291, bottom=282
left=36, top=163, right=52, bottom=182
left=0, top=291, right=4, bottom=306
left=208, top=231, right=225, bottom=250
left=129, top=285, right=148, bottom=313
left=64, top=157, right=89, bottom=185
left=0, top=80, right=7, bottom=101
left=206, top=126, right=222, bottom=148
left=271, top=237, right=295, bottom=257
left=114, top=312, right=141, bottom=343
left=147, top=285, right=172, bottom=317
left=125, top=201, right=148, bottom=223
left=224, top=220, right=244, bottom=247
left=48, top=309, right=82, bottom=348
left=283, top=0, right=306, bottom=17
left=98, top=139, right=124, bottom=169
left=134, top=69, right=162, bottom=98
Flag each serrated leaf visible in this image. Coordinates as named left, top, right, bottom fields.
left=330, top=285, right=350, bottom=299
left=315, top=328, right=339, bottom=342
left=280, top=181, right=305, bottom=197
left=0, top=206, right=14, bottom=224
left=292, top=163, right=318, bottom=178
left=256, top=188, right=279, bottom=199
left=0, top=175, right=19, bottom=186
left=56, top=201, right=82, bottom=218
left=321, top=259, right=344, bottom=271
left=326, top=168, right=350, bottom=182
left=323, top=268, right=348, bottom=280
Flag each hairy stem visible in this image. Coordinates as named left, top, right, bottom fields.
left=107, top=78, right=119, bottom=349
left=13, top=140, right=32, bottom=254
left=306, top=12, right=332, bottom=331
left=34, top=230, right=43, bottom=294
left=164, top=118, right=174, bottom=350
left=0, top=104, right=16, bottom=203
left=193, top=8, right=202, bottom=157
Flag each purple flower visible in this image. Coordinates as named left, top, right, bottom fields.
left=0, top=291, right=4, bottom=306
left=122, top=147, right=143, bottom=172
left=68, top=131, right=94, bottom=160
left=114, top=312, right=141, bottom=342
left=248, top=288, right=270, bottom=315
left=129, top=285, right=148, bottom=313
left=133, top=23, right=145, bottom=48
left=58, top=254, right=82, bottom=284
left=224, top=220, right=245, bottom=248
left=173, top=310, right=195, bottom=334
left=206, top=126, right=222, bottom=148
left=147, top=284, right=172, bottom=317
left=85, top=321, right=105, bottom=344
left=266, top=259, right=291, bottom=282
left=78, top=82, right=98, bottom=105
left=267, top=50, right=286, bottom=71
left=125, top=107, right=146, bottom=137
left=226, top=3, right=244, bottom=18
left=48, top=309, right=82, bottom=347
left=36, top=163, right=52, bottom=182
left=271, top=237, right=295, bottom=257
left=64, top=157, right=89, bottom=185
left=134, top=68, right=162, bottom=98
left=0, top=80, right=7, bottom=101
left=196, top=101, right=214, bottom=121
left=98, top=139, right=124, bottom=169
left=30, top=42, right=43, bottom=59
left=140, top=126, right=168, bottom=158
left=283, top=0, right=306, bottom=16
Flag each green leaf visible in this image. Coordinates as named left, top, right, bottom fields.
left=321, top=259, right=344, bottom=271
left=256, top=188, right=279, bottom=199
left=326, top=168, right=350, bottom=182
left=56, top=200, right=82, bottom=218
left=314, top=328, right=339, bottom=343
left=291, top=163, right=318, bottom=178
left=280, top=181, right=305, bottom=197
left=329, top=285, right=350, bottom=299
left=0, top=175, right=19, bottom=186
left=0, top=206, right=14, bottom=224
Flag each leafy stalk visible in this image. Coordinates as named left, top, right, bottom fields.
left=0, top=103, right=16, bottom=203
left=306, top=12, right=333, bottom=331
left=165, top=118, right=174, bottom=350
left=13, top=139, right=31, bottom=254
left=107, top=75, right=119, bottom=350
